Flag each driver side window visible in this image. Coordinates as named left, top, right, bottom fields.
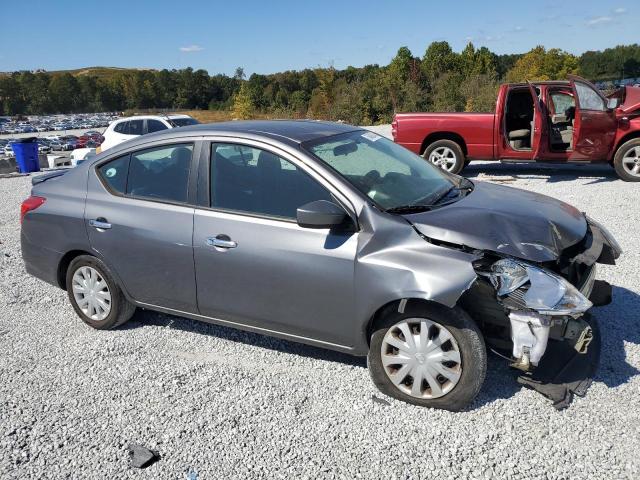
left=574, top=83, right=606, bottom=111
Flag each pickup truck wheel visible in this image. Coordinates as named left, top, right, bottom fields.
left=423, top=140, right=466, bottom=174
left=368, top=302, right=486, bottom=412
left=613, top=139, right=640, bottom=182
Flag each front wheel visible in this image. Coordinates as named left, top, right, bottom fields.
left=368, top=302, right=486, bottom=411
left=613, top=139, right=640, bottom=182
left=422, top=139, right=466, bottom=174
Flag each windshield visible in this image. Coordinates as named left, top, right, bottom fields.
left=169, top=117, right=199, bottom=127
left=304, top=130, right=456, bottom=210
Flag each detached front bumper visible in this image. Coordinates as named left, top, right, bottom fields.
left=509, top=220, right=618, bottom=409
left=465, top=218, right=619, bottom=409
left=517, top=312, right=601, bottom=410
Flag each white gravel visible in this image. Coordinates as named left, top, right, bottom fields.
left=1, top=127, right=639, bottom=479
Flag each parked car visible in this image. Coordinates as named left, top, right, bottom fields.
left=99, top=114, right=199, bottom=152
left=21, top=121, right=620, bottom=411
left=4, top=145, right=15, bottom=157
left=393, top=75, right=640, bottom=181
left=38, top=142, right=51, bottom=154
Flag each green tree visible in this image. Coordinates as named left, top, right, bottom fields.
left=422, top=41, right=459, bottom=82
left=506, top=46, right=578, bottom=82
left=232, top=82, right=254, bottom=119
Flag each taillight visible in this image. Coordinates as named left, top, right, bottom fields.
left=391, top=117, right=398, bottom=140
left=20, top=196, right=46, bottom=224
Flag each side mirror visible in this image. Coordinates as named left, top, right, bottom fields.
left=607, top=98, right=620, bottom=109
left=297, top=200, right=349, bottom=229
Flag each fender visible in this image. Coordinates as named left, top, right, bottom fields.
left=353, top=207, right=481, bottom=351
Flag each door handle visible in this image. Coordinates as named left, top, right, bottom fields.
left=89, top=218, right=112, bottom=230
left=206, top=235, right=237, bottom=249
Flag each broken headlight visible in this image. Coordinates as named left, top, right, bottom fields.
left=486, top=258, right=593, bottom=316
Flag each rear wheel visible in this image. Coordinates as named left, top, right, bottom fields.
left=422, top=139, right=466, bottom=174
left=368, top=302, right=486, bottom=411
left=613, top=139, right=640, bottom=182
left=65, top=255, right=136, bottom=330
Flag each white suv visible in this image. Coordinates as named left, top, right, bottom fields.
left=99, top=114, right=199, bottom=152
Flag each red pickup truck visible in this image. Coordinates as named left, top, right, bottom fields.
left=392, top=75, right=640, bottom=181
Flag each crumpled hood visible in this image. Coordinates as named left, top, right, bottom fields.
left=404, top=181, right=588, bottom=262
left=619, top=85, right=640, bottom=114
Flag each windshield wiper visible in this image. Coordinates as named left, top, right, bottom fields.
left=385, top=204, right=434, bottom=214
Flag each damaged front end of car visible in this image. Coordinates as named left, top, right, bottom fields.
left=460, top=216, right=621, bottom=409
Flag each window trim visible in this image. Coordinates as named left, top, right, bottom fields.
left=94, top=140, right=200, bottom=208
left=198, top=138, right=358, bottom=227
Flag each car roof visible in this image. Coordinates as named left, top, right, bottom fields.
left=510, top=81, right=571, bottom=87
left=165, top=120, right=361, bottom=144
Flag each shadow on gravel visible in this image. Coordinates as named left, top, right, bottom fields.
left=122, top=285, right=638, bottom=408
left=464, top=162, right=619, bottom=184
left=592, top=286, right=640, bottom=388
left=123, top=309, right=368, bottom=368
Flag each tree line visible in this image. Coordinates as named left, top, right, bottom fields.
left=1, top=43, right=639, bottom=124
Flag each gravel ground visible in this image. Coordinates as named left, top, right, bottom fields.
left=1, top=129, right=639, bottom=479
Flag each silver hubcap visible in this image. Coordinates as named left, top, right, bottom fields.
left=72, top=266, right=111, bottom=321
left=428, top=147, right=457, bottom=172
left=381, top=318, right=462, bottom=399
left=622, top=146, right=640, bottom=177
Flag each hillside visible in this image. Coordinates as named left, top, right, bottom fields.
left=0, top=67, right=155, bottom=78
left=50, top=66, right=156, bottom=78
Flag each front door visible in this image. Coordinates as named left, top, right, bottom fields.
left=528, top=82, right=548, bottom=160
left=85, top=142, right=198, bottom=312
left=569, top=75, right=617, bottom=161
left=193, top=141, right=358, bottom=348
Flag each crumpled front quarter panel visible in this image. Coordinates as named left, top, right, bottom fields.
left=353, top=208, right=480, bottom=350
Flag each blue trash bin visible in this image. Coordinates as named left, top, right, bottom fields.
left=12, top=137, right=40, bottom=173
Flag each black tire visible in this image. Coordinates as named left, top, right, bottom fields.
left=65, top=255, right=136, bottom=330
left=368, top=301, right=486, bottom=412
left=422, top=139, right=466, bottom=175
left=613, top=138, right=640, bottom=182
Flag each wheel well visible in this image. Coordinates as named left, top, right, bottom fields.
left=365, top=298, right=444, bottom=346
left=420, top=132, right=468, bottom=157
left=57, top=250, right=92, bottom=290
left=612, top=131, right=640, bottom=162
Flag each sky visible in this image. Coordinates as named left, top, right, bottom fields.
left=0, top=0, right=637, bottom=75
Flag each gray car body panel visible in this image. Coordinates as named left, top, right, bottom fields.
left=21, top=121, right=588, bottom=356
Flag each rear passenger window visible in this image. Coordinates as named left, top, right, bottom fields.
left=127, top=144, right=193, bottom=203
left=210, top=143, right=333, bottom=219
left=129, top=120, right=144, bottom=136
left=147, top=120, right=168, bottom=133
left=114, top=121, right=129, bottom=134
left=97, top=155, right=129, bottom=194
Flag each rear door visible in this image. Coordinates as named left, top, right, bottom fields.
left=569, top=75, right=617, bottom=161
left=85, top=141, right=200, bottom=312
left=192, top=140, right=358, bottom=347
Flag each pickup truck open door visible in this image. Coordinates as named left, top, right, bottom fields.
left=527, top=82, right=548, bottom=160
left=568, top=75, right=617, bottom=161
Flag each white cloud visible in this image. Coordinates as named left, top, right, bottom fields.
left=586, top=16, right=612, bottom=26
left=613, top=7, right=626, bottom=14
left=179, top=45, right=204, bottom=53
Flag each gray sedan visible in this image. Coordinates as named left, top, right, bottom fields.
left=20, top=121, right=621, bottom=411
